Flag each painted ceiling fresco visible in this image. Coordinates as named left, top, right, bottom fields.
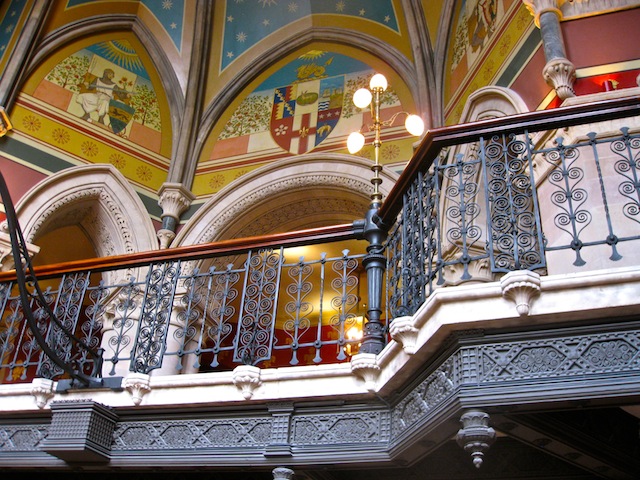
left=11, top=35, right=169, bottom=205
left=444, top=0, right=538, bottom=124
left=221, top=0, right=399, bottom=71
left=66, top=0, right=186, bottom=52
left=194, top=49, right=418, bottom=198
left=0, top=0, right=29, bottom=73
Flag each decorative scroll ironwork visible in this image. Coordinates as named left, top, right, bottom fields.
left=482, top=134, right=544, bottom=271
left=541, top=137, right=590, bottom=266
left=0, top=171, right=111, bottom=389
left=610, top=127, right=640, bottom=225
left=386, top=126, right=640, bottom=318
left=131, top=262, right=180, bottom=373
left=234, top=248, right=283, bottom=365
left=281, top=256, right=314, bottom=366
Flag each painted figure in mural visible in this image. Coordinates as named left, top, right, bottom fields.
left=77, top=69, right=132, bottom=126
left=468, top=0, right=498, bottom=52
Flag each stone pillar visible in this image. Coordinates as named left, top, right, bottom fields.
left=524, top=0, right=576, bottom=99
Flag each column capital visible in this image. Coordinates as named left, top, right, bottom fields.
left=543, top=57, right=577, bottom=99
left=523, top=0, right=568, bottom=27
left=158, top=182, right=195, bottom=222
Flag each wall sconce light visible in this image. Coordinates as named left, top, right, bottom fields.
left=347, top=73, right=424, bottom=203
left=0, top=107, right=13, bottom=138
left=344, top=316, right=364, bottom=356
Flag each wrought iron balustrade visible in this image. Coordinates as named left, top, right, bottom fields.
left=0, top=228, right=369, bottom=384
left=1, top=95, right=639, bottom=385
left=383, top=96, right=640, bottom=318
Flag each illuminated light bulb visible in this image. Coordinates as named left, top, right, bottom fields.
left=405, top=114, right=425, bottom=136
left=369, top=73, right=388, bottom=91
left=353, top=88, right=372, bottom=109
left=346, top=325, right=362, bottom=341
left=347, top=131, right=365, bottom=154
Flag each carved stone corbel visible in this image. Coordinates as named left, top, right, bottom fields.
left=272, top=467, right=295, bottom=480
left=232, top=364, right=262, bottom=400
left=0, top=230, right=40, bottom=272
left=123, top=372, right=151, bottom=405
left=157, top=182, right=195, bottom=248
left=31, top=378, right=55, bottom=409
left=389, top=316, right=419, bottom=355
left=500, top=270, right=541, bottom=316
left=350, top=352, right=380, bottom=392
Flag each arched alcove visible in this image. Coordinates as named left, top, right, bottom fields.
left=11, top=164, right=157, bottom=260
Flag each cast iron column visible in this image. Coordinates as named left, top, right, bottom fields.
left=359, top=202, right=387, bottom=355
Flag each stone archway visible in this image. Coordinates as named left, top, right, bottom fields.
left=175, top=153, right=399, bottom=246
left=8, top=164, right=157, bottom=257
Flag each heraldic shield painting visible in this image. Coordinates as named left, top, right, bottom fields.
left=212, top=50, right=400, bottom=160
left=34, top=39, right=160, bottom=147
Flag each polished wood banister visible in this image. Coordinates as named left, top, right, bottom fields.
left=379, top=94, right=640, bottom=228
left=0, top=223, right=360, bottom=282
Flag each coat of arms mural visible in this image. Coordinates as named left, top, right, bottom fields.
left=214, top=50, right=394, bottom=159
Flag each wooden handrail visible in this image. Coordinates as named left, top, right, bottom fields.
left=0, top=223, right=360, bottom=282
left=379, top=94, right=640, bottom=228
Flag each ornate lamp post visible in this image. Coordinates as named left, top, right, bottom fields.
left=348, top=73, right=424, bottom=354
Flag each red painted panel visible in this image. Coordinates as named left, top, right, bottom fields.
left=563, top=8, right=640, bottom=69
left=510, top=45, right=553, bottom=110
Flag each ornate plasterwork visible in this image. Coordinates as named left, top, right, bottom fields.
left=8, top=164, right=158, bottom=258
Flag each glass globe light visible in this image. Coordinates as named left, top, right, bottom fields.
left=369, top=73, right=388, bottom=91
left=405, top=114, right=425, bottom=136
left=347, top=131, right=365, bottom=154
left=353, top=88, right=372, bottom=109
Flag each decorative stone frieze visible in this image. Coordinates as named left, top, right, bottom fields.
left=30, top=378, right=55, bottom=409
left=389, top=316, right=419, bottom=355
left=500, top=270, right=542, bottom=316
left=232, top=364, right=262, bottom=399
left=123, top=372, right=151, bottom=406
left=350, top=352, right=380, bottom=391
left=456, top=410, right=496, bottom=468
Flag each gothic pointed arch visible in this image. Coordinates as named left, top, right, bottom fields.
left=459, top=86, right=529, bottom=122
left=194, top=28, right=426, bottom=172
left=11, top=164, right=157, bottom=258
left=174, top=153, right=398, bottom=246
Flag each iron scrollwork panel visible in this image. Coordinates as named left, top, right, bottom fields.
left=482, top=133, right=545, bottom=272
left=131, top=262, right=181, bottom=374
left=234, top=248, right=283, bottom=365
